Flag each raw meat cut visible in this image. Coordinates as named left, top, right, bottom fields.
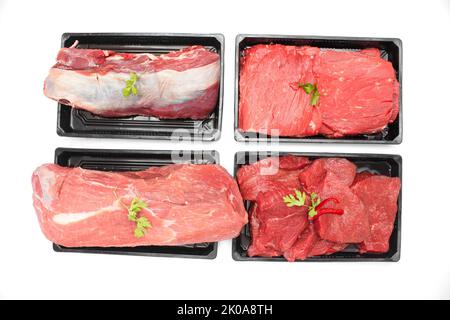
left=44, top=44, right=220, bottom=119
left=351, top=174, right=401, bottom=253
left=238, top=44, right=399, bottom=138
left=32, top=164, right=247, bottom=247
left=283, top=225, right=318, bottom=261
left=237, top=156, right=401, bottom=261
left=247, top=187, right=309, bottom=258
left=239, top=45, right=322, bottom=137
left=236, top=155, right=310, bottom=201
left=298, top=158, right=370, bottom=243
left=316, top=49, right=399, bottom=137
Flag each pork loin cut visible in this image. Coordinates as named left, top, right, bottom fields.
left=44, top=45, right=220, bottom=119
left=32, top=164, right=247, bottom=247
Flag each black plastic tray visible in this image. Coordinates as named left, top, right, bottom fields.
left=232, top=151, right=402, bottom=262
left=234, top=34, right=403, bottom=144
left=56, top=33, right=224, bottom=141
left=53, top=148, right=220, bottom=259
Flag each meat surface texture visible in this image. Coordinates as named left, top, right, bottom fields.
left=236, top=155, right=310, bottom=201
left=247, top=188, right=309, bottom=258
left=239, top=44, right=399, bottom=138
left=239, top=45, right=322, bottom=137
left=237, top=156, right=401, bottom=261
left=32, top=164, right=247, bottom=247
left=44, top=45, right=220, bottom=119
left=351, top=174, right=401, bottom=253
left=298, top=158, right=370, bottom=243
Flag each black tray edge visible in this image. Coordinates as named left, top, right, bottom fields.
left=53, top=243, right=219, bottom=260
left=234, top=34, right=403, bottom=145
left=231, top=151, right=402, bottom=262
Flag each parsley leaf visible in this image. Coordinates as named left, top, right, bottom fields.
left=283, top=190, right=306, bottom=207
left=296, top=83, right=320, bottom=106
left=283, top=189, right=322, bottom=218
left=127, top=197, right=151, bottom=238
left=122, top=72, right=138, bottom=97
left=310, top=86, right=320, bottom=106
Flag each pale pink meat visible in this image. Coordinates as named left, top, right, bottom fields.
left=32, top=164, right=247, bottom=247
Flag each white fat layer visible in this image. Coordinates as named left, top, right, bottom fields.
left=36, top=167, right=56, bottom=205
left=52, top=203, right=120, bottom=225
left=44, top=61, right=220, bottom=112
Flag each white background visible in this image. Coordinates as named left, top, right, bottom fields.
left=0, top=0, right=449, bottom=300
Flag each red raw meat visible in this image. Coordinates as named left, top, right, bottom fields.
left=248, top=187, right=309, bottom=258
left=236, top=155, right=310, bottom=201
left=316, top=49, right=399, bottom=137
left=351, top=174, right=401, bottom=253
left=283, top=225, right=317, bottom=261
left=299, top=158, right=370, bottom=243
left=309, top=238, right=348, bottom=257
left=283, top=225, right=348, bottom=261
left=239, top=45, right=322, bottom=137
left=352, top=171, right=374, bottom=185
left=32, top=164, right=247, bottom=247
left=238, top=45, right=399, bottom=138
left=44, top=45, right=220, bottom=119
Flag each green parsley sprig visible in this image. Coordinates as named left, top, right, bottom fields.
left=307, top=192, right=322, bottom=219
left=283, top=190, right=322, bottom=219
left=127, top=197, right=151, bottom=238
left=283, top=189, right=307, bottom=207
left=122, top=72, right=138, bottom=97
left=297, top=83, right=320, bottom=106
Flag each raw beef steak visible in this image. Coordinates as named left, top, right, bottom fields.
left=298, top=158, right=370, bottom=243
left=247, top=187, right=309, bottom=258
left=316, top=49, right=399, bottom=137
left=351, top=174, right=401, bottom=253
left=283, top=224, right=348, bottom=261
left=238, top=45, right=399, bottom=138
left=236, top=155, right=310, bottom=201
left=239, top=45, right=322, bottom=137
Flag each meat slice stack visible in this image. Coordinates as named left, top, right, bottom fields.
left=239, top=45, right=399, bottom=138
left=236, top=156, right=401, bottom=261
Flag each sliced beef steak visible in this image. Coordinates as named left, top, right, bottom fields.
left=248, top=187, right=309, bottom=258
left=284, top=224, right=348, bottom=261
left=299, top=158, right=370, bottom=243
left=316, top=49, right=399, bottom=137
left=283, top=224, right=317, bottom=261
left=32, top=164, right=247, bottom=247
left=238, top=45, right=399, bottom=138
left=239, top=45, right=322, bottom=137
left=351, top=174, right=401, bottom=253
left=236, top=155, right=310, bottom=201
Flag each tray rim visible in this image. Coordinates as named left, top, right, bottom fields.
left=234, top=33, right=403, bottom=144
